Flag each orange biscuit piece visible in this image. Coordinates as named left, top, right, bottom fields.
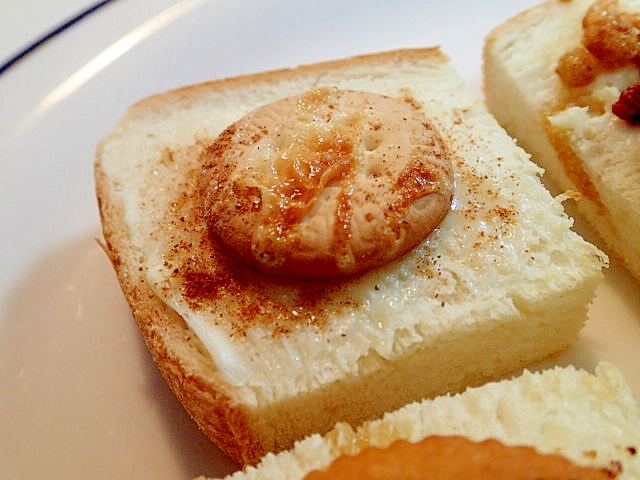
left=304, top=436, right=620, bottom=480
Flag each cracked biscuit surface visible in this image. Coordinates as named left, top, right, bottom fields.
left=201, top=88, right=453, bottom=279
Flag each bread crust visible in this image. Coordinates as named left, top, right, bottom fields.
left=95, top=161, right=261, bottom=461
left=125, top=47, right=449, bottom=117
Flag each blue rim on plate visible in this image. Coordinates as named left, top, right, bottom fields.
left=0, top=0, right=118, bottom=76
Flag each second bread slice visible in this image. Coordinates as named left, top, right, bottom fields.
left=483, top=0, right=640, bottom=281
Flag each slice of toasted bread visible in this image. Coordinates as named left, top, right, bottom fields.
left=95, top=47, right=607, bottom=466
left=484, top=0, right=640, bottom=282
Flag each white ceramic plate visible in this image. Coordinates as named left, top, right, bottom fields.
left=1, top=0, right=638, bottom=478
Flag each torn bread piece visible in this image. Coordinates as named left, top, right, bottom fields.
left=484, top=0, right=640, bottom=281
left=205, top=363, right=640, bottom=480
left=95, top=47, right=607, bottom=466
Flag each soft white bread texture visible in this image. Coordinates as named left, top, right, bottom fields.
left=484, top=0, right=640, bottom=282
left=208, top=363, right=640, bottom=480
left=95, top=48, right=607, bottom=466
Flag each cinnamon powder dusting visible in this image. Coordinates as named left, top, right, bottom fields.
left=413, top=149, right=517, bottom=279
left=160, top=155, right=359, bottom=337
left=394, top=157, right=441, bottom=208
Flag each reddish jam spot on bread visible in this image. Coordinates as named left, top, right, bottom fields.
left=200, top=88, right=453, bottom=279
left=612, top=83, right=640, bottom=124
left=303, top=436, right=621, bottom=480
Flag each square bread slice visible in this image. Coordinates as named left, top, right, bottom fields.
left=205, top=363, right=640, bottom=479
left=95, top=47, right=607, bottom=466
left=484, top=0, right=640, bottom=281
